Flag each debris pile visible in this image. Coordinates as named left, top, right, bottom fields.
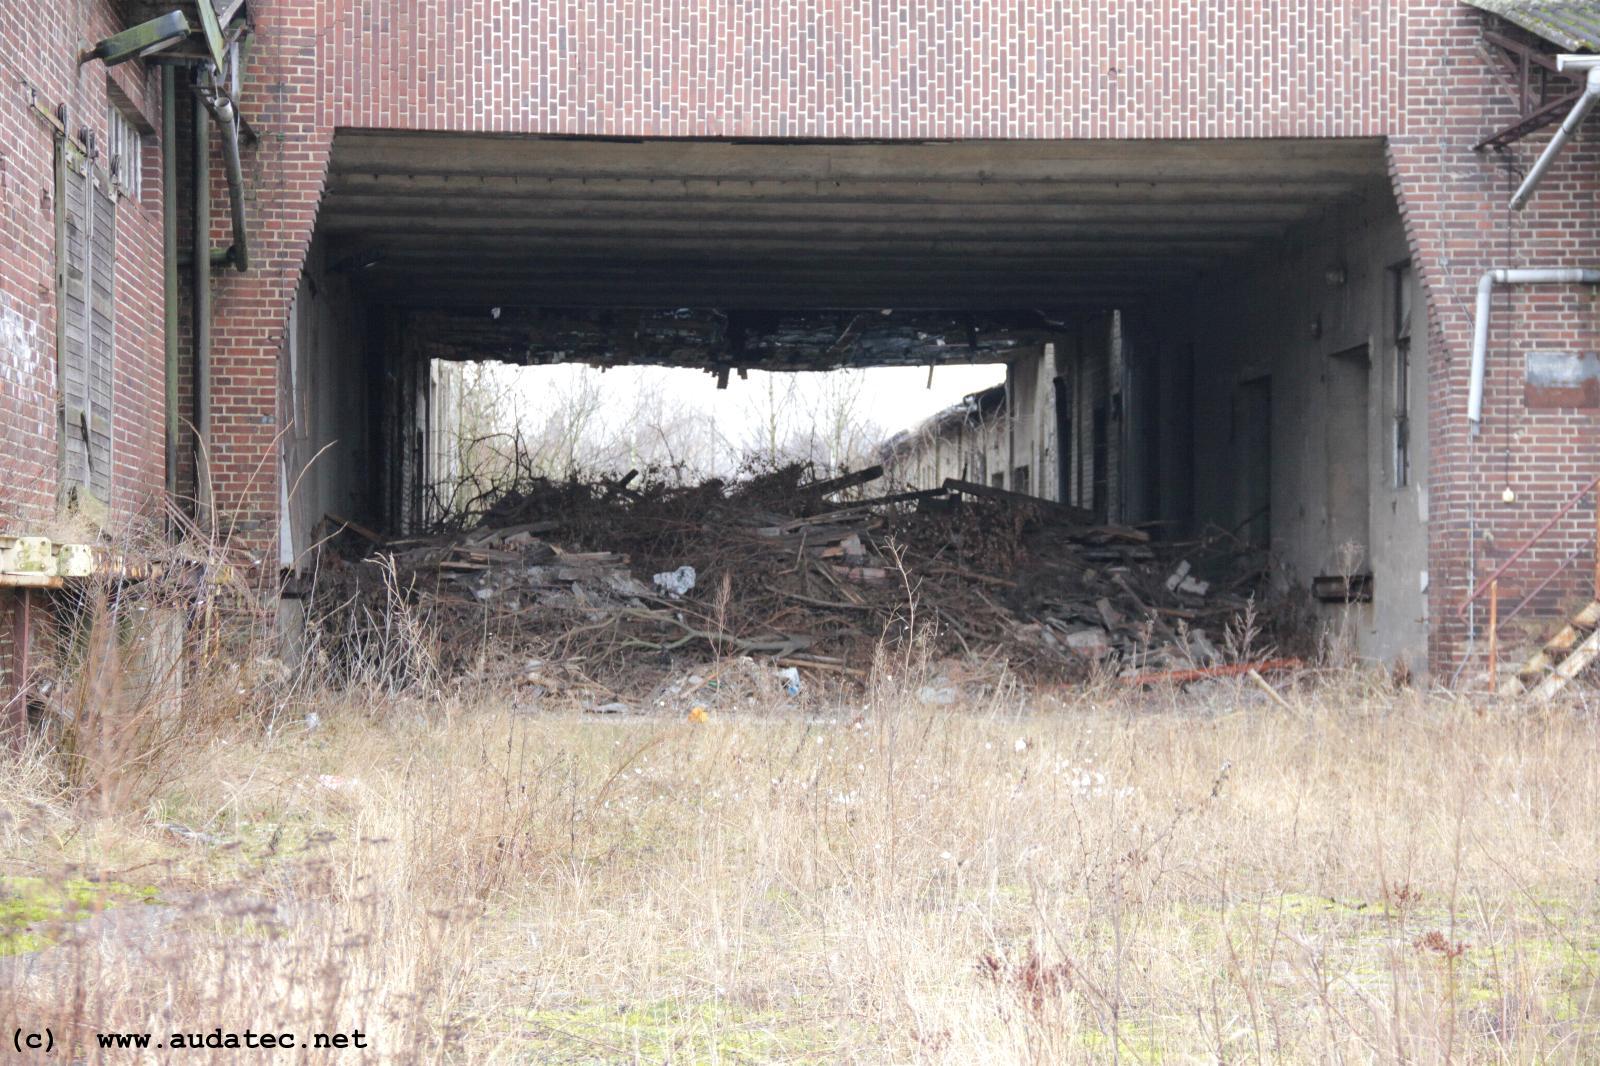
left=310, top=465, right=1276, bottom=693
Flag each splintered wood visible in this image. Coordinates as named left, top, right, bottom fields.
left=311, top=464, right=1274, bottom=692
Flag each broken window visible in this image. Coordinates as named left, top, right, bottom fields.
left=1391, top=262, right=1412, bottom=488
left=56, top=139, right=116, bottom=510
left=106, top=100, right=143, bottom=201
left=1012, top=465, right=1030, bottom=496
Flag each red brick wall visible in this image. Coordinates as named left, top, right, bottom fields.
left=203, top=0, right=1600, bottom=669
left=213, top=0, right=1417, bottom=559
left=1, top=0, right=170, bottom=699
left=1387, top=5, right=1600, bottom=668
left=0, top=0, right=168, bottom=532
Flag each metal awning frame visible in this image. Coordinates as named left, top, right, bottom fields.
left=1477, top=27, right=1590, bottom=148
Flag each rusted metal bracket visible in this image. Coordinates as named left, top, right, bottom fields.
left=1476, top=29, right=1588, bottom=149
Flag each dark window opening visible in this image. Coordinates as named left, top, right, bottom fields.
left=1091, top=402, right=1109, bottom=518
left=1236, top=376, right=1272, bottom=549
left=1054, top=376, right=1072, bottom=503
left=1391, top=262, right=1412, bottom=488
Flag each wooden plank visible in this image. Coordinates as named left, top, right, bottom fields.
left=797, top=464, right=884, bottom=496
left=1530, top=628, right=1600, bottom=701
left=942, top=478, right=1103, bottom=528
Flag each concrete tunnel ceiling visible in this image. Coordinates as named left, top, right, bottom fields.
left=320, top=133, right=1390, bottom=309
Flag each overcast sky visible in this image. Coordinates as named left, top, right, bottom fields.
left=505, top=361, right=1008, bottom=443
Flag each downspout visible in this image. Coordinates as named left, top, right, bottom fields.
left=202, top=89, right=249, bottom=272
left=192, top=91, right=211, bottom=511
left=162, top=66, right=179, bottom=501
left=1510, top=60, right=1600, bottom=211
left=1468, top=268, right=1600, bottom=433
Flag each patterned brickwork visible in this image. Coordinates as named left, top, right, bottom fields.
left=5, top=1, right=1599, bottom=672
left=214, top=0, right=1600, bottom=667
left=211, top=0, right=1418, bottom=553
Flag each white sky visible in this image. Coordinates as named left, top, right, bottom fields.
left=505, top=361, right=1008, bottom=441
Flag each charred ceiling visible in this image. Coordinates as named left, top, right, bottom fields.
left=318, top=133, right=1390, bottom=318
left=403, top=307, right=1068, bottom=372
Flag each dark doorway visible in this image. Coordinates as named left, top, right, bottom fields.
left=1054, top=375, right=1072, bottom=502
left=1091, top=401, right=1109, bottom=519
left=1235, top=376, right=1272, bottom=548
left=1326, top=344, right=1371, bottom=573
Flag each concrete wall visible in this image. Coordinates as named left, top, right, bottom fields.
left=424, top=359, right=468, bottom=526
left=896, top=324, right=1132, bottom=531
left=1179, top=180, right=1429, bottom=671
left=884, top=393, right=1008, bottom=493
left=279, top=238, right=371, bottom=569
left=893, top=186, right=1431, bottom=670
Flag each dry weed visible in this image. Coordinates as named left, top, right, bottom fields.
left=1, top=665, right=1597, bottom=1062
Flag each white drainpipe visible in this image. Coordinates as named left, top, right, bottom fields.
left=1511, top=57, right=1600, bottom=210
left=1468, top=267, right=1600, bottom=433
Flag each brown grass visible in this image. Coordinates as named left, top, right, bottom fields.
left=4, top=659, right=1600, bottom=1063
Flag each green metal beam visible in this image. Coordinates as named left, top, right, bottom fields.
left=194, top=0, right=226, bottom=72
left=79, top=11, right=191, bottom=67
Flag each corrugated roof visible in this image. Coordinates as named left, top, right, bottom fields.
left=1467, top=0, right=1600, bottom=52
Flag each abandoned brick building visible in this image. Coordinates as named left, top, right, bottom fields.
left=4, top=0, right=1600, bottom=690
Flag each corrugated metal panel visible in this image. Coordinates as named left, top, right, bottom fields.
left=1467, top=0, right=1600, bottom=52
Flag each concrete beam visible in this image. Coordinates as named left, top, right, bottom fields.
left=338, top=236, right=1257, bottom=260
left=329, top=132, right=1388, bottom=183
left=314, top=215, right=1288, bottom=244
left=316, top=194, right=1316, bottom=225
left=322, top=173, right=1369, bottom=205
left=355, top=282, right=1164, bottom=312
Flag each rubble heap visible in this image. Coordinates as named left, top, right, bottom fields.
left=310, top=465, right=1276, bottom=693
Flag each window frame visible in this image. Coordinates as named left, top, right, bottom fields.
left=1389, top=261, right=1414, bottom=489
left=105, top=98, right=145, bottom=202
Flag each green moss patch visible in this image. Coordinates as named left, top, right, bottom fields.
left=516, top=998, right=858, bottom=1064
left=0, top=875, right=159, bottom=957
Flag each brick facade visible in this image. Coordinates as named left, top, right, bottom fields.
left=4, top=1, right=1598, bottom=674
left=0, top=0, right=168, bottom=531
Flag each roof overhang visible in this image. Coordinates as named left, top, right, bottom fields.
left=1466, top=0, right=1600, bottom=53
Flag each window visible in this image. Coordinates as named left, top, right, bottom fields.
left=106, top=102, right=143, bottom=200
left=1391, top=262, right=1413, bottom=488
left=55, top=139, right=117, bottom=511
left=1091, top=401, right=1109, bottom=517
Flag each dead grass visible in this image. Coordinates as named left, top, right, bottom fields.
left=4, top=667, right=1600, bottom=1063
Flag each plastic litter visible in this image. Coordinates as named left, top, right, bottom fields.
left=652, top=564, right=697, bottom=598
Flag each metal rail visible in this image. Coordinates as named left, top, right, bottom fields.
left=1458, top=470, right=1600, bottom=617
left=1457, top=471, right=1600, bottom=693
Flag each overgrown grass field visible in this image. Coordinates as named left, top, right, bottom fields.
left=4, top=667, right=1599, bottom=1063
